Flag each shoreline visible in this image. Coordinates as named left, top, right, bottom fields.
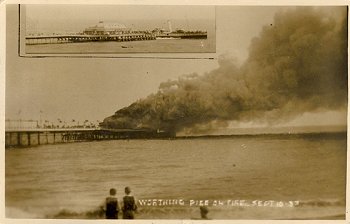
left=6, top=205, right=346, bottom=220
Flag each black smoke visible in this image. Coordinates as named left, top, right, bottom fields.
left=101, top=7, right=348, bottom=133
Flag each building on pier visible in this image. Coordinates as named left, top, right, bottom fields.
left=83, top=21, right=131, bottom=35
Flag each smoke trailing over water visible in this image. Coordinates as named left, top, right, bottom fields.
left=101, top=7, right=347, bottom=133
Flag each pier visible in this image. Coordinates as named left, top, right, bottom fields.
left=26, top=33, right=156, bottom=45
left=156, top=32, right=207, bottom=39
left=26, top=20, right=207, bottom=45
left=5, top=127, right=173, bottom=148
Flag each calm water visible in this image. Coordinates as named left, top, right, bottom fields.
left=25, top=38, right=216, bottom=54
left=5, top=133, right=346, bottom=219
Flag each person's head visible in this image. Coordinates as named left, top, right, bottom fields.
left=125, top=187, right=131, bottom=195
left=200, top=206, right=209, bottom=219
left=109, top=188, right=116, bottom=196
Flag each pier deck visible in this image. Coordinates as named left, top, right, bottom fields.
left=156, top=33, right=207, bottom=39
left=26, top=33, right=156, bottom=45
left=5, top=128, right=172, bottom=148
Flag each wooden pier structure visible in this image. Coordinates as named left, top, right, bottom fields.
left=5, top=128, right=174, bottom=148
left=156, top=32, right=207, bottom=39
left=26, top=33, right=156, bottom=45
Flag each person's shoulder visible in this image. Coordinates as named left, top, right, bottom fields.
left=107, top=196, right=118, bottom=201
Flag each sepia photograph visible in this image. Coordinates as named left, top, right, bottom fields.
left=22, top=4, right=216, bottom=54
left=3, top=2, right=348, bottom=222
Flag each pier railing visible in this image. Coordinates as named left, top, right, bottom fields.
left=5, top=119, right=99, bottom=131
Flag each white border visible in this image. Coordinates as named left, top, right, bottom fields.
left=0, top=1, right=349, bottom=224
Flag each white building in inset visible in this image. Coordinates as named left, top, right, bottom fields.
left=83, top=21, right=131, bottom=35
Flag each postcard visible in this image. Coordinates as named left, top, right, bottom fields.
left=2, top=1, right=348, bottom=224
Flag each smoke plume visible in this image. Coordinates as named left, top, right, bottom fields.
left=101, top=7, right=348, bottom=133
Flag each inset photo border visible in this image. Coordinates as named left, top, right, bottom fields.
left=19, top=4, right=216, bottom=58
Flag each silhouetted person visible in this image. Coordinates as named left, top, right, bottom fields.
left=105, top=188, right=119, bottom=219
left=200, top=206, right=209, bottom=219
left=122, top=187, right=137, bottom=219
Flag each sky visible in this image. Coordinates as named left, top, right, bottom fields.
left=26, top=4, right=214, bottom=22
left=5, top=4, right=347, bottom=129
left=25, top=5, right=215, bottom=33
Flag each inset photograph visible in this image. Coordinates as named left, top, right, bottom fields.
left=22, top=4, right=216, bottom=54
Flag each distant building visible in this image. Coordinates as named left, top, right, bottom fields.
left=83, top=21, right=131, bottom=35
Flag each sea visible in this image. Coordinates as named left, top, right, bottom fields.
left=5, top=131, right=347, bottom=220
left=25, top=38, right=216, bottom=54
